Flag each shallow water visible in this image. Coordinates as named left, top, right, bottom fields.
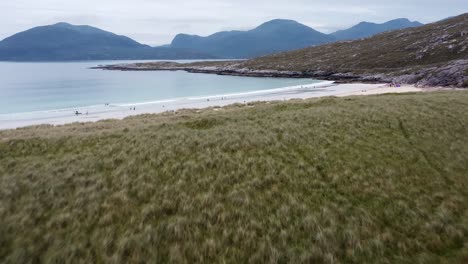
left=0, top=61, right=318, bottom=115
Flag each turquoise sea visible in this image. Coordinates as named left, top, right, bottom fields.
left=0, top=61, right=318, bottom=115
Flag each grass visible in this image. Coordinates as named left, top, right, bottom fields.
left=1, top=91, right=468, bottom=263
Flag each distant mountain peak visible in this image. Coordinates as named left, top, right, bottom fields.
left=355, top=21, right=373, bottom=26
left=355, top=18, right=418, bottom=26
left=170, top=18, right=333, bottom=58
left=389, top=18, right=412, bottom=22
left=254, top=19, right=306, bottom=30
left=385, top=18, right=422, bottom=25
left=53, top=22, right=73, bottom=27
left=331, top=18, right=423, bottom=40
left=258, top=19, right=299, bottom=25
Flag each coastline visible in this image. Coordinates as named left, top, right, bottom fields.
left=93, top=56, right=468, bottom=88
left=0, top=82, right=422, bottom=130
left=92, top=62, right=388, bottom=84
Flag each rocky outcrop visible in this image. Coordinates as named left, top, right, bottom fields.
left=416, top=60, right=468, bottom=87
left=388, top=60, right=467, bottom=87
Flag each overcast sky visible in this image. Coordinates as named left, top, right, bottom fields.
left=1, top=0, right=467, bottom=45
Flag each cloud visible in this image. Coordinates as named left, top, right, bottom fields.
left=0, top=0, right=467, bottom=45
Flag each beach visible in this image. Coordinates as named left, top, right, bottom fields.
left=0, top=82, right=422, bottom=130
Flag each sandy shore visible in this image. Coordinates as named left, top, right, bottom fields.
left=0, top=83, right=422, bottom=130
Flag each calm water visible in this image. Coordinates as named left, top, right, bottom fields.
left=0, top=61, right=318, bottom=115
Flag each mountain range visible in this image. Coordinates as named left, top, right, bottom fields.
left=0, top=18, right=423, bottom=61
left=170, top=19, right=335, bottom=58
left=170, top=18, right=423, bottom=58
left=0, top=22, right=214, bottom=61
left=236, top=14, right=467, bottom=87
left=100, top=13, right=467, bottom=87
left=331, top=18, right=423, bottom=40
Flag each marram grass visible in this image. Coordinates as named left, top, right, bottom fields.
left=1, top=91, right=468, bottom=263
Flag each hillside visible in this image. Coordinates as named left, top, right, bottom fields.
left=98, top=14, right=467, bottom=87
left=170, top=19, right=335, bottom=58
left=1, top=91, right=468, bottom=262
left=238, top=13, right=468, bottom=87
left=0, top=23, right=215, bottom=61
left=331, top=18, right=423, bottom=40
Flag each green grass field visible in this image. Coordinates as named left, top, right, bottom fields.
left=1, top=91, right=468, bottom=263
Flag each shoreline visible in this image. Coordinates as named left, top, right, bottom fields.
left=0, top=82, right=423, bottom=130
left=92, top=62, right=387, bottom=84
left=93, top=58, right=468, bottom=88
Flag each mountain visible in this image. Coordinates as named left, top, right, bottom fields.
left=117, top=14, right=465, bottom=87
left=0, top=22, right=215, bottom=61
left=170, top=19, right=335, bottom=59
left=169, top=18, right=424, bottom=59
left=238, top=13, right=467, bottom=87
left=0, top=18, right=428, bottom=61
left=331, top=18, right=423, bottom=40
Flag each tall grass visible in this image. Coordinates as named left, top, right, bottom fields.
left=1, top=91, right=468, bottom=263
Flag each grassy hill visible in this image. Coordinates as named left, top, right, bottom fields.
left=1, top=91, right=468, bottom=262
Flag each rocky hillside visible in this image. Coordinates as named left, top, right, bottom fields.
left=239, top=13, right=468, bottom=87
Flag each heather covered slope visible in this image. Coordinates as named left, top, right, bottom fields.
left=1, top=91, right=468, bottom=262
left=240, top=13, right=468, bottom=87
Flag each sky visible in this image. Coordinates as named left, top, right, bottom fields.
left=0, top=0, right=467, bottom=46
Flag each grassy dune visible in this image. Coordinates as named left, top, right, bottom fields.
left=1, top=91, right=468, bottom=263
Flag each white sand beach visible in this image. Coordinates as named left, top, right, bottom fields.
left=0, top=82, right=422, bottom=130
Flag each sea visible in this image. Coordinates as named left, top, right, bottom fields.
left=0, top=60, right=319, bottom=115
